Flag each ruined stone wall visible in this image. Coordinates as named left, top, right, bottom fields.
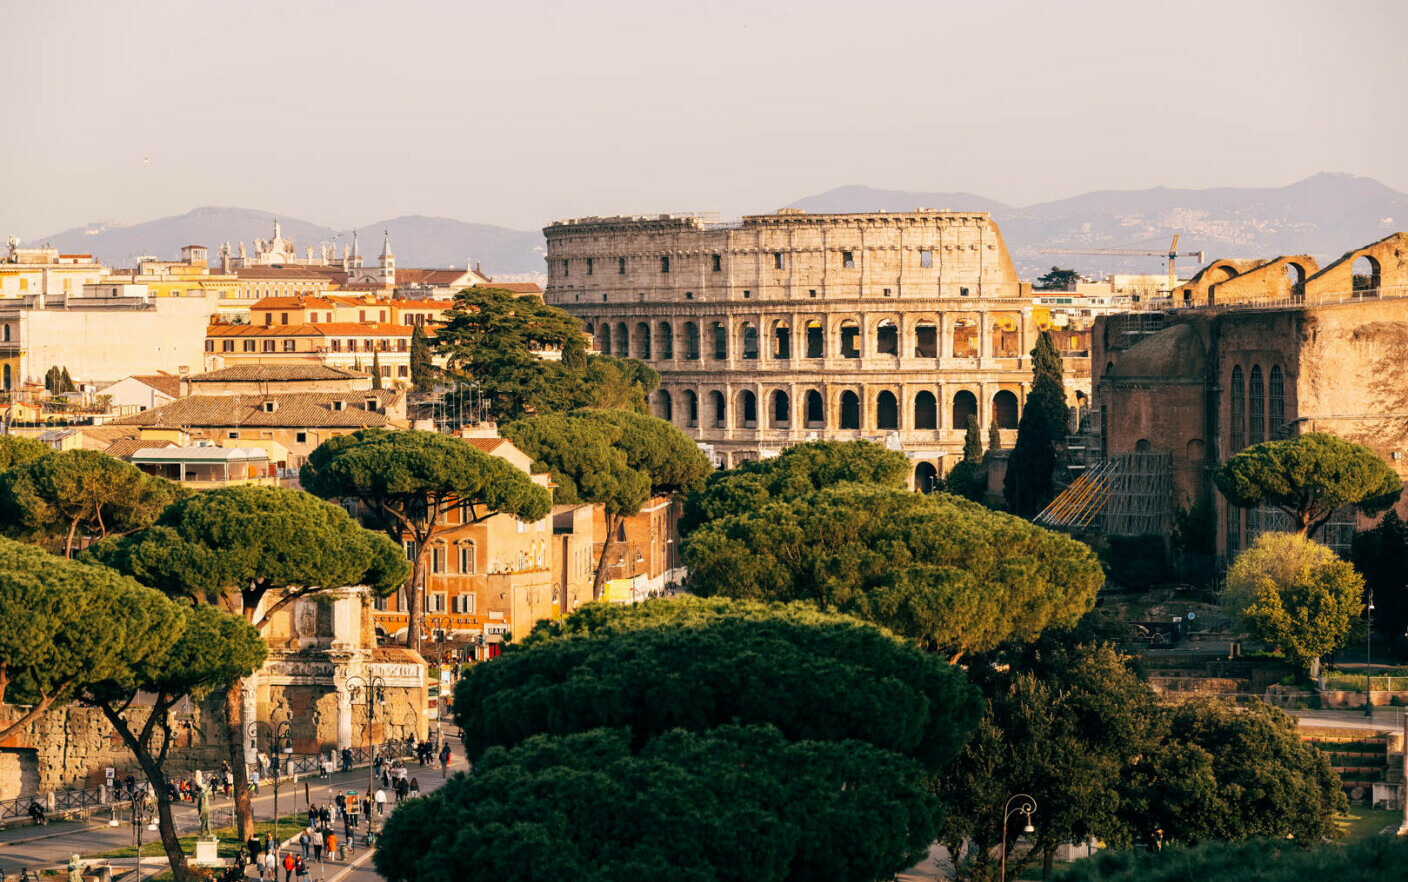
left=544, top=211, right=1085, bottom=483
left=0, top=697, right=231, bottom=798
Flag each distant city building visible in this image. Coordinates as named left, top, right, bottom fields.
left=0, top=238, right=106, bottom=300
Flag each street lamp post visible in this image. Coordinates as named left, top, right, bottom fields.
left=345, top=675, right=385, bottom=832
left=1000, top=793, right=1037, bottom=882
left=247, top=716, right=292, bottom=842
left=1366, top=591, right=1376, bottom=717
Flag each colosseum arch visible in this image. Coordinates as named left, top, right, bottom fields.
left=913, top=390, right=938, bottom=430
left=838, top=319, right=862, bottom=359
left=912, top=318, right=939, bottom=359
left=990, top=314, right=1021, bottom=357
left=914, top=462, right=940, bottom=494
left=681, top=389, right=699, bottom=428
left=741, top=323, right=759, bottom=360
left=634, top=322, right=652, bottom=361
left=709, top=390, right=727, bottom=428
left=711, top=322, right=728, bottom=360
left=839, top=390, right=861, bottom=429
left=804, top=319, right=825, bottom=359
left=951, top=317, right=979, bottom=358
left=804, top=389, right=825, bottom=428
left=874, top=318, right=899, bottom=356
left=1352, top=255, right=1382, bottom=294
left=992, top=389, right=1019, bottom=429
left=770, top=389, right=791, bottom=427
left=875, top=390, right=899, bottom=430
left=683, top=322, right=700, bottom=360
left=614, top=322, right=629, bottom=358
left=770, top=319, right=792, bottom=359
left=597, top=324, right=612, bottom=354
left=737, top=390, right=758, bottom=428
left=654, top=389, right=673, bottom=422
left=952, top=389, right=978, bottom=429
left=657, top=321, right=674, bottom=360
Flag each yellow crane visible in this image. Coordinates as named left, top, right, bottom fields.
left=1040, top=235, right=1205, bottom=292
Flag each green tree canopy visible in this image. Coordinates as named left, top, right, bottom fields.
left=0, top=449, right=183, bottom=557
left=682, top=484, right=1104, bottom=658
left=1124, top=700, right=1346, bottom=848
left=86, top=483, right=409, bottom=840
left=0, top=536, right=186, bottom=744
left=301, top=428, right=552, bottom=652
left=681, top=439, right=909, bottom=534
left=1055, top=835, right=1406, bottom=882
left=457, top=597, right=981, bottom=770
left=1005, top=331, right=1068, bottom=517
left=370, top=350, right=382, bottom=389
left=81, top=601, right=266, bottom=882
left=376, top=725, right=945, bottom=882
left=0, top=435, right=49, bottom=471
left=1221, top=532, right=1363, bottom=670
left=435, top=286, right=659, bottom=419
left=1035, top=267, right=1081, bottom=291
left=1352, top=510, right=1408, bottom=641
left=946, top=416, right=988, bottom=502
left=1215, top=432, right=1402, bottom=535
left=503, top=409, right=711, bottom=597
left=409, top=323, right=435, bottom=390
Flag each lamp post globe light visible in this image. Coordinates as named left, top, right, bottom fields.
left=1000, top=793, right=1037, bottom=882
left=247, top=716, right=292, bottom=841
left=344, top=674, right=385, bottom=828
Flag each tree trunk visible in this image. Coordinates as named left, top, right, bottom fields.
left=225, top=678, right=254, bottom=841
left=590, top=513, right=621, bottom=601
left=1042, top=845, right=1055, bottom=880
left=408, top=548, right=425, bottom=655
left=99, top=705, right=196, bottom=882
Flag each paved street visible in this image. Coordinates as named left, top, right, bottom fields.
left=0, top=739, right=469, bottom=879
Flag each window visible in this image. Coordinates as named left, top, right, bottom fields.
left=920, top=249, right=933, bottom=268
left=772, top=324, right=791, bottom=359
left=1249, top=366, right=1265, bottom=445
left=453, top=594, right=476, bottom=614
left=712, top=322, right=728, bottom=360
left=1269, top=366, right=1285, bottom=433
left=373, top=594, right=388, bottom=611
left=264, top=313, right=273, bottom=325
left=773, top=252, right=785, bottom=270
left=842, top=251, right=855, bottom=269
left=263, top=401, right=276, bottom=413
left=459, top=543, right=476, bottom=574
left=425, top=593, right=446, bottom=613
left=960, top=287, right=970, bottom=297
left=281, top=313, right=289, bottom=325
left=283, top=339, right=296, bottom=352
left=586, top=257, right=594, bottom=275
left=262, top=340, right=276, bottom=352
left=430, top=547, right=444, bottom=574
left=228, top=431, right=239, bottom=439
left=243, top=340, right=256, bottom=352
left=397, top=339, right=408, bottom=352
left=561, top=259, right=569, bottom=276
left=404, top=539, right=416, bottom=560
left=809, top=289, right=817, bottom=298
left=397, top=365, right=408, bottom=377
left=296, top=432, right=307, bottom=444
left=379, top=310, right=386, bottom=322
left=205, top=340, right=215, bottom=352
left=1229, top=366, right=1245, bottom=452
left=660, top=255, right=670, bottom=273
left=712, top=254, right=721, bottom=272
left=618, top=257, right=626, bottom=274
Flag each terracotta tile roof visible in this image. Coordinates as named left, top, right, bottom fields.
left=252, top=296, right=339, bottom=309
left=106, top=437, right=176, bottom=460
left=111, top=391, right=402, bottom=429
left=131, top=372, right=183, bottom=398
left=308, top=322, right=413, bottom=336
left=207, top=324, right=325, bottom=338
left=390, top=299, right=450, bottom=309
left=473, top=282, right=542, bottom=295
left=398, top=269, right=474, bottom=287
left=190, top=364, right=371, bottom=383
left=463, top=437, right=508, bottom=453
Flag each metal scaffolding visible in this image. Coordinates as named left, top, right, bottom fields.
left=1035, top=451, right=1172, bottom=536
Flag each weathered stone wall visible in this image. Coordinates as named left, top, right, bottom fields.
left=0, top=697, right=231, bottom=798
left=544, top=210, right=1087, bottom=484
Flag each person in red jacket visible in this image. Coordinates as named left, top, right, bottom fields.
left=282, top=851, right=296, bottom=882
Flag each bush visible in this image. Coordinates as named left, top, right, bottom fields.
left=1107, top=534, right=1169, bottom=589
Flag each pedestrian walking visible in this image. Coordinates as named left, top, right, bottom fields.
left=255, top=849, right=267, bottom=881
left=296, top=856, right=311, bottom=882
left=262, top=851, right=276, bottom=881
left=409, top=777, right=419, bottom=797
left=265, top=831, right=276, bottom=856
left=326, top=831, right=338, bottom=863
left=283, top=851, right=296, bottom=882
left=250, top=769, right=260, bottom=795
left=439, top=743, right=451, bottom=778
left=299, top=829, right=311, bottom=859
left=374, top=788, right=386, bottom=815
left=312, top=832, right=323, bottom=864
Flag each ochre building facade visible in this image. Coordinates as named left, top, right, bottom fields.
left=544, top=210, right=1087, bottom=485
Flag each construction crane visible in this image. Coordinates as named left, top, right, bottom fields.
left=1040, top=235, right=1205, bottom=291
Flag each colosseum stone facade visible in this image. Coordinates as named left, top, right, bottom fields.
left=543, top=209, right=1089, bottom=488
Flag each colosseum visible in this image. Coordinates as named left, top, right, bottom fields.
left=542, top=209, right=1090, bottom=487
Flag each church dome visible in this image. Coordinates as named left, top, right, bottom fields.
left=1109, top=323, right=1206, bottom=379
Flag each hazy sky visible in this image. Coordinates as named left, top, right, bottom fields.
left=5, top=0, right=1406, bottom=237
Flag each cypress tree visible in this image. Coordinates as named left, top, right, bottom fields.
left=963, top=416, right=982, bottom=462
left=410, top=324, right=434, bottom=391
left=987, top=420, right=1001, bottom=452
left=59, top=367, right=74, bottom=393
left=371, top=351, right=383, bottom=389
left=946, top=416, right=988, bottom=502
left=44, top=366, right=58, bottom=393
left=1004, top=331, right=1067, bottom=518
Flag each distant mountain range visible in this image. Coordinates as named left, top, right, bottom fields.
left=29, top=174, right=1408, bottom=282
left=32, top=207, right=547, bottom=278
left=787, top=174, right=1408, bottom=278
